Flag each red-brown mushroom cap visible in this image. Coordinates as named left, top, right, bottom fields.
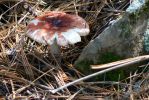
left=26, top=11, right=90, bottom=46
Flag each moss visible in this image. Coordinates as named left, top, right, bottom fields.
left=75, top=52, right=124, bottom=81
left=95, top=69, right=125, bottom=81
left=129, top=0, right=149, bottom=24
left=98, top=52, right=122, bottom=64
left=129, top=13, right=139, bottom=25
left=95, top=52, right=125, bottom=81
left=139, top=0, right=149, bottom=16
left=119, top=21, right=132, bottom=39
left=75, top=60, right=93, bottom=74
left=75, top=51, right=138, bottom=81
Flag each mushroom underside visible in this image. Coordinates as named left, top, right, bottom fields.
left=27, top=28, right=89, bottom=46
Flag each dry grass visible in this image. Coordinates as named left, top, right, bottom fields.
left=0, top=0, right=148, bottom=99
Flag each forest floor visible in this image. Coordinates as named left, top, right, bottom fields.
left=0, top=0, right=148, bottom=99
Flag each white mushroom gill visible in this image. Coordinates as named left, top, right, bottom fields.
left=62, top=29, right=81, bottom=44
left=27, top=29, right=47, bottom=44
left=72, top=28, right=90, bottom=36
left=57, top=36, right=68, bottom=46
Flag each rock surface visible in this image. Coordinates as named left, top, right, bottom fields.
left=75, top=0, right=149, bottom=71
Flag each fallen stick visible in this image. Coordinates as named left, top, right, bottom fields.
left=91, top=55, right=149, bottom=69
left=49, top=55, right=149, bottom=94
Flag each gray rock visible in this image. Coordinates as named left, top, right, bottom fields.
left=126, top=0, right=145, bottom=13
left=75, top=0, right=149, bottom=69
left=144, top=19, right=149, bottom=52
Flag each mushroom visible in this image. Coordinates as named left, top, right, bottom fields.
left=26, top=11, right=90, bottom=63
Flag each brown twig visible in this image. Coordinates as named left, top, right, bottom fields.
left=91, top=55, right=149, bottom=70
left=49, top=55, right=149, bottom=94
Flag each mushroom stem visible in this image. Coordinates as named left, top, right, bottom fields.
left=50, top=39, right=61, bottom=66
